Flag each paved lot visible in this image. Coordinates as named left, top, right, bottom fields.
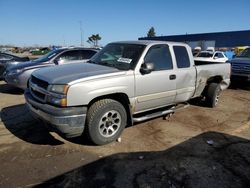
left=0, top=80, right=250, bottom=187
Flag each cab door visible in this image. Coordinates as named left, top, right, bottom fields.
left=134, top=44, right=176, bottom=113
left=172, top=45, right=196, bottom=103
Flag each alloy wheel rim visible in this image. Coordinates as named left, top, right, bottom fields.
left=98, top=110, right=121, bottom=138
left=215, top=92, right=221, bottom=106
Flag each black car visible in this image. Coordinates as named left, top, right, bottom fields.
left=0, top=52, right=30, bottom=79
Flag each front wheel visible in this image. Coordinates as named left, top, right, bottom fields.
left=86, top=99, right=127, bottom=145
left=206, top=83, right=221, bottom=108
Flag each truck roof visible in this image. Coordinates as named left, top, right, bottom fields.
left=112, top=40, right=187, bottom=46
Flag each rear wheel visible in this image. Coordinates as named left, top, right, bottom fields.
left=86, top=99, right=127, bottom=145
left=206, top=83, right=221, bottom=108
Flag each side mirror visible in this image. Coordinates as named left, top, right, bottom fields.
left=213, top=56, right=218, bottom=59
left=54, top=59, right=59, bottom=65
left=140, top=62, right=154, bottom=74
left=54, top=58, right=64, bottom=65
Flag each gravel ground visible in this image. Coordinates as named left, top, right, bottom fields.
left=0, top=81, right=249, bottom=188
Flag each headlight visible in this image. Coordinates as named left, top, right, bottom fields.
left=50, top=84, right=69, bottom=94
left=48, top=84, right=69, bottom=107
left=7, top=69, right=22, bottom=76
left=9, top=61, right=19, bottom=66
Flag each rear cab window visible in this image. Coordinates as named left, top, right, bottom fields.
left=173, top=46, right=190, bottom=68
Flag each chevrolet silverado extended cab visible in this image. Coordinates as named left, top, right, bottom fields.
left=25, top=41, right=231, bottom=145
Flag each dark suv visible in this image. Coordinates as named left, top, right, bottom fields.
left=229, top=47, right=250, bottom=82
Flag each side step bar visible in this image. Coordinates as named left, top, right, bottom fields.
left=133, top=103, right=190, bottom=123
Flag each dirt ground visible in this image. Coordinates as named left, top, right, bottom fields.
left=0, top=80, right=250, bottom=188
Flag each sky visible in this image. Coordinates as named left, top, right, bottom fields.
left=0, top=0, right=250, bottom=47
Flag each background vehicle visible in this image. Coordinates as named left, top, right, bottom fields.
left=25, top=41, right=231, bottom=145
left=0, top=52, right=29, bottom=79
left=4, top=48, right=98, bottom=89
left=30, top=47, right=50, bottom=55
left=228, top=47, right=250, bottom=81
left=194, top=51, right=228, bottom=64
left=234, top=46, right=249, bottom=56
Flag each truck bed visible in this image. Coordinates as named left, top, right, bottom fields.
left=194, top=60, right=226, bottom=66
left=193, top=63, right=231, bottom=98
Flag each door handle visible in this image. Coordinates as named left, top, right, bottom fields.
left=169, top=74, right=176, bottom=80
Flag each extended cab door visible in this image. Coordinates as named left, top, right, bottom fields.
left=172, top=45, right=196, bottom=103
left=134, top=44, right=176, bottom=113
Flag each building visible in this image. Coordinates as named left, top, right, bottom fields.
left=139, top=30, right=250, bottom=50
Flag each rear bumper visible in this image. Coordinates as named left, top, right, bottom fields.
left=25, top=90, right=87, bottom=138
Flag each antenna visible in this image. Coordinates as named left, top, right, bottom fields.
left=79, top=21, right=84, bottom=47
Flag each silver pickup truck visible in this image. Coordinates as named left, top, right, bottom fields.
left=24, top=41, right=231, bottom=145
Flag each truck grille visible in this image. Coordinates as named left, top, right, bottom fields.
left=29, top=76, right=49, bottom=103
left=30, top=75, right=49, bottom=90
left=231, top=63, right=250, bottom=74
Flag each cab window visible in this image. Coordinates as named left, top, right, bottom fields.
left=173, top=46, right=190, bottom=68
left=144, top=45, right=173, bottom=71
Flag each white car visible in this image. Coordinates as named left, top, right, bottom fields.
left=194, top=51, right=228, bottom=64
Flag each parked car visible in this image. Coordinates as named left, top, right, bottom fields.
left=25, top=40, right=231, bottom=145
left=194, top=51, right=228, bottom=64
left=228, top=47, right=250, bottom=81
left=4, top=48, right=98, bottom=89
left=0, top=52, right=29, bottom=80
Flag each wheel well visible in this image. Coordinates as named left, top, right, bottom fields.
left=206, top=76, right=223, bottom=84
left=88, top=93, right=133, bottom=126
left=202, top=76, right=222, bottom=96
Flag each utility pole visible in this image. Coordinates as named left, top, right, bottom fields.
left=79, top=21, right=84, bottom=47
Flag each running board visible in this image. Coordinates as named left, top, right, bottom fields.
left=133, top=103, right=190, bottom=123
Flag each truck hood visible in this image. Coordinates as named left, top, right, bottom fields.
left=229, top=57, right=250, bottom=64
left=32, top=62, right=123, bottom=84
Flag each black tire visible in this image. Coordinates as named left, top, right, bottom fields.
left=206, top=83, right=221, bottom=108
left=86, top=99, right=127, bottom=145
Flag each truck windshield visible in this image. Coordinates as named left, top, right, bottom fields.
left=237, top=48, right=250, bottom=58
left=34, top=49, right=64, bottom=63
left=89, top=43, right=145, bottom=70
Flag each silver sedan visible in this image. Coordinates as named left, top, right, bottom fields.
left=4, top=48, right=98, bottom=89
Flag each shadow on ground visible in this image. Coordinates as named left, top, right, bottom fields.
left=0, top=82, right=23, bottom=94
left=229, top=80, right=250, bottom=91
left=0, top=104, right=63, bottom=145
left=36, top=132, right=250, bottom=188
